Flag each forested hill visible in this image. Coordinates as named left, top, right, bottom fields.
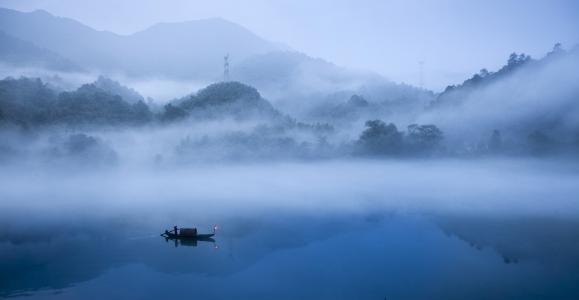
left=0, top=78, right=284, bottom=128
left=160, top=82, right=280, bottom=122
left=433, top=43, right=579, bottom=107
left=417, top=43, right=579, bottom=154
left=0, top=77, right=152, bottom=126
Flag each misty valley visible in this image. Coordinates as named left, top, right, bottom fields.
left=1, top=5, right=579, bottom=300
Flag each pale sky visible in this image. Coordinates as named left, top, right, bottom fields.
left=1, top=0, right=578, bottom=91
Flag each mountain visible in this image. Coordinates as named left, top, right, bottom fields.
left=235, top=51, right=387, bottom=93
left=433, top=43, right=577, bottom=108
left=421, top=44, right=579, bottom=144
left=0, top=8, right=282, bottom=79
left=0, top=8, right=121, bottom=70
left=433, top=53, right=533, bottom=107
left=162, top=81, right=279, bottom=121
left=234, top=51, right=434, bottom=120
left=0, top=30, right=82, bottom=72
left=0, top=6, right=433, bottom=122
left=92, top=76, right=145, bottom=104
left=0, top=7, right=430, bottom=114
left=124, top=19, right=281, bottom=78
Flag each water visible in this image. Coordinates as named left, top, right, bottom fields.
left=1, top=160, right=579, bottom=299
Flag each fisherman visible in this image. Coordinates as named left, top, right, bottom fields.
left=173, top=225, right=179, bottom=235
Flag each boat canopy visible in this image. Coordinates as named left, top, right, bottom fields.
left=179, top=228, right=197, bottom=237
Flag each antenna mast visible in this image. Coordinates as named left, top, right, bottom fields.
left=419, top=61, right=425, bottom=89
left=224, top=54, right=230, bottom=81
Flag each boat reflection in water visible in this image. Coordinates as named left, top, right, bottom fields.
left=163, top=235, right=217, bottom=247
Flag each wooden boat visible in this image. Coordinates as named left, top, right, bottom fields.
left=161, top=225, right=217, bottom=240
left=162, top=232, right=215, bottom=240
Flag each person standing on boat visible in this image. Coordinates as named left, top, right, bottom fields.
left=173, top=225, right=179, bottom=235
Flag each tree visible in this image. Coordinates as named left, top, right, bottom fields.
left=527, top=130, right=555, bottom=155
left=161, top=103, right=188, bottom=122
left=407, top=124, right=443, bottom=153
left=55, top=84, right=136, bottom=125
left=546, top=43, right=565, bottom=58
left=0, top=77, right=57, bottom=125
left=63, top=133, right=117, bottom=164
left=131, top=100, right=153, bottom=123
left=358, top=120, right=403, bottom=155
left=489, top=129, right=502, bottom=152
left=507, top=53, right=530, bottom=67
left=65, top=133, right=99, bottom=153
left=479, top=68, right=490, bottom=78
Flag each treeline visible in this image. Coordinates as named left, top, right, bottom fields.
left=354, top=121, right=579, bottom=158
left=434, top=43, right=578, bottom=107
left=0, top=77, right=152, bottom=127
left=463, top=129, right=579, bottom=157
left=1, top=73, right=577, bottom=163
left=356, top=120, right=444, bottom=156
left=0, top=78, right=296, bottom=128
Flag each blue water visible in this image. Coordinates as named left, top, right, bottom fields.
left=2, top=212, right=578, bottom=300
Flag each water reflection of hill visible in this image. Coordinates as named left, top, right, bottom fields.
left=433, top=215, right=579, bottom=266
left=0, top=215, right=379, bottom=297
left=2, top=212, right=579, bottom=299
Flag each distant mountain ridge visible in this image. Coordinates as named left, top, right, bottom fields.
left=0, top=6, right=434, bottom=121
left=0, top=30, right=82, bottom=71
left=0, top=8, right=281, bottom=79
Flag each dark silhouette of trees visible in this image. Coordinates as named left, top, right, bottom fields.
left=61, top=133, right=117, bottom=164
left=434, top=51, right=534, bottom=107
left=407, top=124, right=443, bottom=152
left=55, top=84, right=152, bottom=125
left=93, top=76, right=145, bottom=104
left=479, top=68, right=490, bottom=78
left=161, top=103, right=188, bottom=122
left=0, top=77, right=56, bottom=125
left=161, top=81, right=278, bottom=121
left=357, top=120, right=403, bottom=155
left=528, top=130, right=556, bottom=155
left=356, top=120, right=444, bottom=156
left=553, top=42, right=563, bottom=53
left=0, top=77, right=152, bottom=127
left=65, top=133, right=100, bottom=153
left=489, top=129, right=502, bottom=153
left=507, top=53, right=531, bottom=67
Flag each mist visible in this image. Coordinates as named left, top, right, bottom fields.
left=1, top=2, right=579, bottom=299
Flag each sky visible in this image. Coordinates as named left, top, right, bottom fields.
left=1, top=0, right=578, bottom=91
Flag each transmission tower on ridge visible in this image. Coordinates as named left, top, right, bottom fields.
left=418, top=60, right=425, bottom=89
left=224, top=54, right=230, bottom=81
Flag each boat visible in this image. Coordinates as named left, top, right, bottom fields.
left=161, top=225, right=218, bottom=240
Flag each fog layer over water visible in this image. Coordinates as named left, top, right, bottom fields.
left=2, top=159, right=579, bottom=299
left=2, top=158, right=578, bottom=218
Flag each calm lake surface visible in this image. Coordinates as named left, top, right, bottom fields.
left=1, top=160, right=578, bottom=299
